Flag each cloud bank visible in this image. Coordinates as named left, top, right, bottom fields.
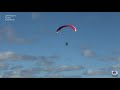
left=0, top=25, right=35, bottom=44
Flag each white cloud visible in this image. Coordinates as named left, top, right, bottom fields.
left=10, top=65, right=24, bottom=70
left=0, top=24, right=35, bottom=44
left=44, top=74, right=82, bottom=78
left=0, top=51, right=17, bottom=60
left=110, top=64, right=120, bottom=70
left=0, top=63, right=9, bottom=70
left=0, top=51, right=59, bottom=70
left=111, top=50, right=120, bottom=55
left=83, top=69, right=110, bottom=75
left=36, top=56, right=59, bottom=67
left=0, top=62, right=85, bottom=78
left=80, top=44, right=90, bottom=49
left=62, top=75, right=82, bottom=78
left=0, top=75, right=3, bottom=78
left=2, top=70, right=22, bottom=78
left=32, top=12, right=40, bottom=20
left=98, top=56, right=120, bottom=62
left=2, top=69, right=39, bottom=78
left=44, top=74, right=64, bottom=78
left=43, top=65, right=85, bottom=73
left=80, top=44, right=120, bottom=63
left=81, top=49, right=96, bottom=58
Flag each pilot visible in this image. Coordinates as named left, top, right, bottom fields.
left=65, top=42, right=68, bottom=46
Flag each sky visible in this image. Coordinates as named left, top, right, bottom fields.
left=0, top=12, right=120, bottom=78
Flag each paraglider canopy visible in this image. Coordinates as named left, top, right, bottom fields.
left=56, top=24, right=77, bottom=33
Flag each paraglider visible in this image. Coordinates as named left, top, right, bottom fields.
left=56, top=24, right=77, bottom=46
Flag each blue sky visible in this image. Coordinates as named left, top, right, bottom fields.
left=0, top=12, right=120, bottom=78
